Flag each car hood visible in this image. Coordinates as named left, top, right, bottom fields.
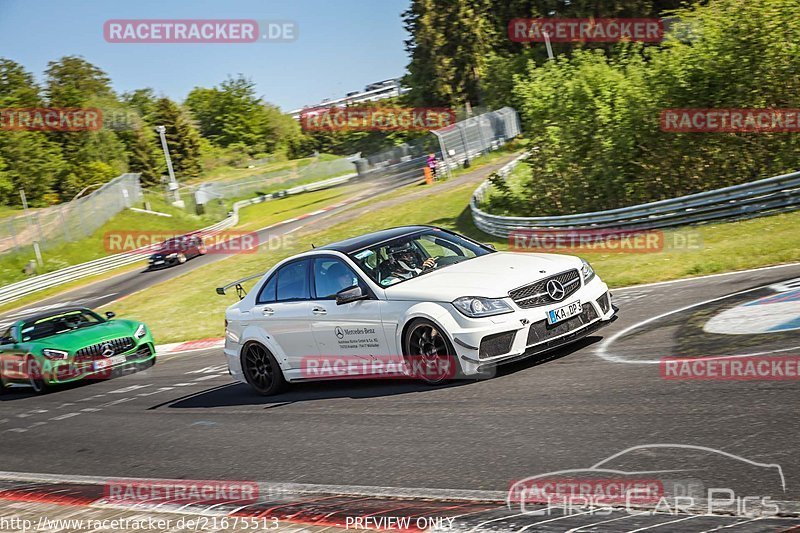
left=382, top=252, right=582, bottom=301
left=32, top=320, right=139, bottom=352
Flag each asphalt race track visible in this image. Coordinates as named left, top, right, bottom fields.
left=2, top=264, right=799, bottom=514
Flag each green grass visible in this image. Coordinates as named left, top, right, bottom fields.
left=108, top=169, right=800, bottom=344
left=194, top=153, right=347, bottom=184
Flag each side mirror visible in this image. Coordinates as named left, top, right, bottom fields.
left=336, top=285, right=369, bottom=305
left=485, top=243, right=497, bottom=250
left=105, top=311, right=116, bottom=320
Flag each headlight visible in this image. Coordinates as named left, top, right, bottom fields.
left=580, top=259, right=596, bottom=284
left=453, top=296, right=513, bottom=318
left=135, top=323, right=147, bottom=339
left=166, top=253, right=178, bottom=259
left=42, top=349, right=68, bottom=360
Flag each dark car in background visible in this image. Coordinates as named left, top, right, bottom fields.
left=147, top=234, right=207, bottom=270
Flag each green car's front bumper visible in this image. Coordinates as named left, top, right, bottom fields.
left=44, top=334, right=156, bottom=385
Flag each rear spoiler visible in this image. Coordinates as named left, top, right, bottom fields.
left=216, top=272, right=266, bottom=300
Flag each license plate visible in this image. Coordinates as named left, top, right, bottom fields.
left=153, top=260, right=164, bottom=265
left=547, top=300, right=581, bottom=324
left=94, top=354, right=126, bottom=371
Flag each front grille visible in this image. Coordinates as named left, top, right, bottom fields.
left=509, top=269, right=581, bottom=309
left=526, top=303, right=599, bottom=346
left=75, top=337, right=135, bottom=361
left=479, top=331, right=517, bottom=359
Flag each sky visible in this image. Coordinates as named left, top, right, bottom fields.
left=0, top=0, right=411, bottom=112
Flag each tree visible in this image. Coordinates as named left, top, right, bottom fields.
left=117, top=119, right=162, bottom=186
left=0, top=59, right=66, bottom=205
left=403, top=0, right=496, bottom=107
left=45, top=56, right=114, bottom=107
left=0, top=132, right=66, bottom=205
left=403, top=0, right=693, bottom=108
left=0, top=58, right=42, bottom=107
left=150, top=98, right=203, bottom=180
left=185, top=75, right=301, bottom=154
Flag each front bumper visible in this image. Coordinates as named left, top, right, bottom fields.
left=148, top=257, right=180, bottom=269
left=445, top=277, right=615, bottom=376
left=47, top=341, right=156, bottom=384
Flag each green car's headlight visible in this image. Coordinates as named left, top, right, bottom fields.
left=580, top=259, right=596, bottom=284
left=453, top=296, right=513, bottom=318
left=135, top=324, right=147, bottom=339
left=42, top=349, right=68, bottom=360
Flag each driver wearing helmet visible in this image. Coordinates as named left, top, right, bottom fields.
left=380, top=242, right=436, bottom=284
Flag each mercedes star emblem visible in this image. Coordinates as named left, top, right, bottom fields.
left=546, top=279, right=566, bottom=301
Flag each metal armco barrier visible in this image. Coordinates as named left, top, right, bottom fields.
left=0, top=172, right=357, bottom=306
left=471, top=156, right=800, bottom=237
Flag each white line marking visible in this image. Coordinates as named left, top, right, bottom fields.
left=49, top=412, right=81, bottom=421
left=564, top=512, right=646, bottom=533
left=698, top=516, right=764, bottom=532
left=136, top=387, right=175, bottom=397
left=109, top=384, right=151, bottom=394
left=5, top=428, right=27, bottom=433
left=172, top=383, right=194, bottom=387
left=613, top=262, right=800, bottom=293
left=17, top=409, right=47, bottom=418
left=515, top=510, right=600, bottom=532
left=623, top=515, right=700, bottom=532
left=99, top=397, right=134, bottom=407
left=80, top=408, right=102, bottom=413
left=597, top=284, right=770, bottom=364
left=193, top=375, right=219, bottom=381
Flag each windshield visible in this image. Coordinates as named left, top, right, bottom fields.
left=20, top=309, right=104, bottom=342
left=348, top=229, right=492, bottom=287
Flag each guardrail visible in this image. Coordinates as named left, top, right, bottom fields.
left=471, top=156, right=800, bottom=237
left=0, top=172, right=359, bottom=307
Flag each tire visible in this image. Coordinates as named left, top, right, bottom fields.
left=198, top=245, right=208, bottom=256
left=403, top=319, right=459, bottom=385
left=241, top=343, right=287, bottom=396
left=25, top=356, right=50, bottom=394
left=177, top=253, right=187, bottom=264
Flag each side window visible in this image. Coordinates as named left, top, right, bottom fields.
left=313, top=258, right=361, bottom=299
left=276, top=260, right=311, bottom=301
left=0, top=327, right=12, bottom=345
left=256, top=275, right=278, bottom=304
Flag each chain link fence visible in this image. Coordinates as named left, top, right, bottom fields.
left=432, top=107, right=522, bottom=176
left=0, top=173, right=142, bottom=255
left=191, top=156, right=358, bottom=213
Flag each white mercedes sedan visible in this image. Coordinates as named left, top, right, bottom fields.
left=222, top=226, right=617, bottom=395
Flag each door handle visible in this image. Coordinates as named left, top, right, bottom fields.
left=312, top=307, right=327, bottom=315
left=262, top=307, right=274, bottom=316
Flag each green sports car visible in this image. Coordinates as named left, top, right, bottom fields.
left=0, top=307, right=155, bottom=394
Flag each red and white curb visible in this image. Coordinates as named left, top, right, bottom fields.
left=155, top=338, right=224, bottom=356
